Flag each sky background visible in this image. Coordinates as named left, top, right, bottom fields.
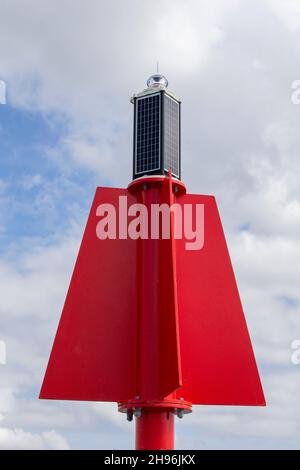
left=0, top=0, right=300, bottom=450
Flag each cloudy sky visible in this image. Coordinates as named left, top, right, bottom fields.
left=0, top=0, right=300, bottom=450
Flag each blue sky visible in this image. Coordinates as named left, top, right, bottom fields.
left=0, top=97, right=106, bottom=265
left=0, top=0, right=300, bottom=450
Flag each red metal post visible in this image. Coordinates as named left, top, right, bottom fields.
left=117, top=176, right=191, bottom=450
left=135, top=409, right=175, bottom=450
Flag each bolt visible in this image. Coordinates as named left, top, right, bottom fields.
left=177, top=409, right=184, bottom=419
left=134, top=408, right=142, bottom=418
left=127, top=410, right=133, bottom=422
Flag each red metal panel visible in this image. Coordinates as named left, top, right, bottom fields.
left=175, top=194, right=265, bottom=406
left=40, top=181, right=265, bottom=407
left=40, top=188, right=138, bottom=403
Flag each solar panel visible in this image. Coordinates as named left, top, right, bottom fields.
left=164, top=94, right=180, bottom=178
left=135, top=93, right=161, bottom=175
left=133, top=90, right=180, bottom=180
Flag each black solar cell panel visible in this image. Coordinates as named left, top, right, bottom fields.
left=135, top=94, right=161, bottom=175
left=133, top=90, right=180, bottom=180
left=164, top=95, right=180, bottom=178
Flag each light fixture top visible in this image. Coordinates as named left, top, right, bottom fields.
left=147, top=74, right=168, bottom=89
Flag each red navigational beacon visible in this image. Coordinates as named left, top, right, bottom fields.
left=40, top=73, right=266, bottom=450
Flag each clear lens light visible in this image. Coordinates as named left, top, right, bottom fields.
left=147, top=74, right=168, bottom=88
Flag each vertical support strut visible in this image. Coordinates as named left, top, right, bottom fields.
left=118, top=175, right=191, bottom=450
left=135, top=409, right=175, bottom=450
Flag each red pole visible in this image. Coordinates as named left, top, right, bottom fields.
left=117, top=176, right=192, bottom=450
left=135, top=409, right=174, bottom=450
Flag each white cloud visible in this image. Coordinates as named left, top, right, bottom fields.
left=0, top=428, right=69, bottom=450
left=0, top=230, right=80, bottom=318
left=153, top=1, right=240, bottom=75
left=266, top=0, right=300, bottom=32
left=21, top=174, right=43, bottom=191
